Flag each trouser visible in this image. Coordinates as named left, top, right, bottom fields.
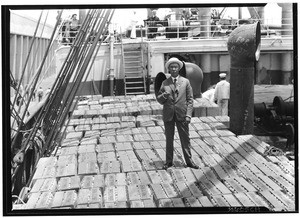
left=164, top=115, right=193, bottom=165
left=70, top=29, right=78, bottom=43
left=217, top=99, right=229, bottom=116
left=148, top=28, right=157, bottom=38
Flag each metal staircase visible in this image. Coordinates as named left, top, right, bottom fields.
left=121, top=39, right=146, bottom=95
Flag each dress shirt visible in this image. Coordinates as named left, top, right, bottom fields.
left=171, top=76, right=179, bottom=84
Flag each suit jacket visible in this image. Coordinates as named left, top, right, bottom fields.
left=157, top=76, right=193, bottom=122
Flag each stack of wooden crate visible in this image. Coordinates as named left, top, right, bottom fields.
left=21, top=94, right=295, bottom=211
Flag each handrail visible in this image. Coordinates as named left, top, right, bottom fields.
left=141, top=17, right=293, bottom=40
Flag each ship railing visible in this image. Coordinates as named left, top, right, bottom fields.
left=56, top=17, right=293, bottom=45
left=57, top=25, right=114, bottom=46
left=57, top=26, right=81, bottom=45
left=142, top=17, right=293, bottom=40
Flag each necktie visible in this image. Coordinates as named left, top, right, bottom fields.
left=174, top=79, right=178, bottom=98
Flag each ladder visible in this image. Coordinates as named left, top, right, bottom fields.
left=121, top=38, right=146, bottom=95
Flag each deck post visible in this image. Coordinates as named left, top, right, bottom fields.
left=198, top=8, right=211, bottom=38
left=109, top=32, right=115, bottom=96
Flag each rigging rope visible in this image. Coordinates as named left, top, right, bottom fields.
left=43, top=10, right=115, bottom=155
left=11, top=10, right=64, bottom=187
left=10, top=9, right=115, bottom=191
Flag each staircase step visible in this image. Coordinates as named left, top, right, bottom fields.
left=124, top=55, right=140, bottom=58
left=125, top=72, right=143, bottom=75
left=124, top=49, right=141, bottom=53
left=124, top=61, right=141, bottom=64
left=125, top=87, right=145, bottom=90
left=125, top=83, right=144, bottom=87
left=124, top=51, right=141, bottom=56
left=125, top=85, right=145, bottom=88
left=124, top=66, right=142, bottom=69
left=125, top=81, right=144, bottom=84
left=125, top=76, right=144, bottom=79
left=126, top=92, right=145, bottom=95
left=124, top=75, right=143, bottom=78
left=125, top=72, right=142, bottom=75
left=124, top=57, right=140, bottom=60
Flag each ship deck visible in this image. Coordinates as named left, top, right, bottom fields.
left=15, top=93, right=295, bottom=212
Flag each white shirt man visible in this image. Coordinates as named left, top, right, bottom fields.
left=130, top=11, right=139, bottom=39
left=214, top=73, right=230, bottom=115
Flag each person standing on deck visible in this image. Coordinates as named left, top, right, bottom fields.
left=61, top=17, right=71, bottom=44
left=37, top=87, right=44, bottom=102
left=130, top=11, right=139, bottom=39
left=69, top=14, right=79, bottom=43
left=145, top=10, right=160, bottom=39
left=214, top=73, right=230, bottom=116
left=180, top=9, right=191, bottom=26
left=156, top=57, right=199, bottom=170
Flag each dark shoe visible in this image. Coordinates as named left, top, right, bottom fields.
left=187, top=163, right=199, bottom=169
left=163, top=163, right=173, bottom=170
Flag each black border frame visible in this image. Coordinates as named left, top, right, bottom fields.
left=2, top=3, right=298, bottom=216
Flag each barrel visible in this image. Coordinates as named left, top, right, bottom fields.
left=154, top=62, right=203, bottom=98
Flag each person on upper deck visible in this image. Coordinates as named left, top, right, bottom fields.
left=144, top=10, right=160, bottom=39
left=180, top=9, right=191, bottom=26
left=69, top=14, right=79, bottom=43
left=130, top=11, right=139, bottom=39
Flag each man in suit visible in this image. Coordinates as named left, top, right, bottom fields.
left=157, top=57, right=199, bottom=170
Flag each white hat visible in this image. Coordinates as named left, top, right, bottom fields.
left=165, top=57, right=183, bottom=70
left=219, top=73, right=226, bottom=78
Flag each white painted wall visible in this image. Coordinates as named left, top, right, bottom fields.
left=10, top=11, right=55, bottom=38
left=149, top=53, right=165, bottom=78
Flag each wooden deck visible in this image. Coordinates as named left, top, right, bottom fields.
left=14, top=94, right=295, bottom=212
